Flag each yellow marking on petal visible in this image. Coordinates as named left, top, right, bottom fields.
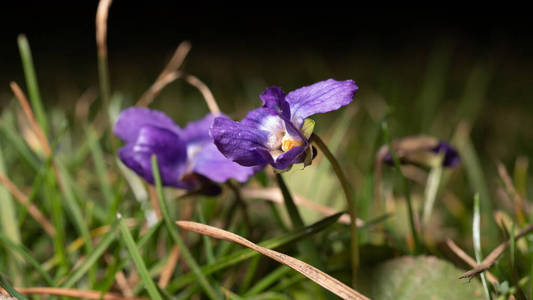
left=281, top=135, right=304, bottom=152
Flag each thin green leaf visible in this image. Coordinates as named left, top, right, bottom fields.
left=61, top=219, right=118, bottom=288
left=422, top=156, right=443, bottom=225
left=0, top=144, right=23, bottom=282
left=0, top=273, right=27, bottom=300
left=0, top=111, right=40, bottom=170
left=0, top=233, right=54, bottom=286
left=245, top=265, right=292, bottom=297
left=176, top=221, right=369, bottom=300
left=118, top=214, right=163, bottom=300
left=473, top=193, right=493, bottom=300
left=54, top=160, right=95, bottom=283
left=86, top=127, right=115, bottom=211
left=151, top=155, right=219, bottom=299
left=17, top=34, right=48, bottom=135
left=197, top=203, right=216, bottom=264
left=238, top=255, right=261, bottom=294
left=167, top=212, right=342, bottom=292
left=381, top=120, right=421, bottom=254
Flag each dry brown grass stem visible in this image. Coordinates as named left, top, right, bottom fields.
left=459, top=222, right=533, bottom=280
left=114, top=271, right=134, bottom=298
left=497, top=161, right=526, bottom=221
left=136, top=41, right=191, bottom=107
left=177, top=221, right=370, bottom=300
left=17, top=287, right=147, bottom=300
left=446, top=239, right=498, bottom=285
left=148, top=185, right=162, bottom=219
left=158, top=245, right=180, bottom=288
left=181, top=72, right=220, bottom=114
left=0, top=172, right=56, bottom=236
left=96, top=0, right=112, bottom=58
left=160, top=41, right=192, bottom=77
left=75, top=87, right=98, bottom=123
left=10, top=82, right=51, bottom=156
left=135, top=41, right=220, bottom=114
left=241, top=187, right=363, bottom=226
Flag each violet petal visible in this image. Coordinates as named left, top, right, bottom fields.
left=118, top=125, right=190, bottom=188
left=433, top=141, right=461, bottom=167
left=272, top=146, right=307, bottom=170
left=286, top=79, right=358, bottom=126
left=211, top=116, right=270, bottom=167
left=259, top=86, right=291, bottom=120
left=192, top=143, right=262, bottom=183
left=114, top=107, right=181, bottom=143
left=181, top=113, right=220, bottom=145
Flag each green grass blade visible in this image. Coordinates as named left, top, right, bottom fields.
left=0, top=233, right=54, bottom=286
left=17, top=34, right=48, bottom=135
left=238, top=255, right=261, bottom=294
left=44, top=167, right=68, bottom=271
left=197, top=203, right=216, bottom=264
left=55, top=161, right=93, bottom=249
left=0, top=273, right=27, bottom=300
left=118, top=214, right=163, bottom=300
left=62, top=219, right=119, bottom=288
left=245, top=265, right=292, bottom=297
left=54, top=160, right=96, bottom=284
left=422, top=162, right=443, bottom=226
left=0, top=144, right=23, bottom=282
left=510, top=222, right=516, bottom=268
left=167, top=212, right=342, bottom=292
left=86, top=127, right=115, bottom=211
left=453, top=126, right=494, bottom=236
left=0, top=111, right=40, bottom=170
left=275, top=173, right=330, bottom=299
left=381, top=119, right=421, bottom=253
left=151, top=155, right=219, bottom=299
left=473, top=193, right=493, bottom=300
left=275, top=173, right=304, bottom=229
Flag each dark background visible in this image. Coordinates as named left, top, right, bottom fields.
left=1, top=3, right=531, bottom=89
left=1, top=3, right=532, bottom=161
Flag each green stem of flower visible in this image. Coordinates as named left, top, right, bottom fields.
left=275, top=173, right=305, bottom=228
left=311, top=134, right=359, bottom=283
left=274, top=172, right=330, bottom=298
left=380, top=121, right=422, bottom=254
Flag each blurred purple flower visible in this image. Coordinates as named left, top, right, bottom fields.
left=114, top=107, right=260, bottom=191
left=381, top=136, right=460, bottom=168
left=211, top=79, right=358, bottom=170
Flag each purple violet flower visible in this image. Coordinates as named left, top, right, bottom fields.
left=380, top=136, right=460, bottom=168
left=210, top=79, right=358, bottom=171
left=113, top=107, right=260, bottom=191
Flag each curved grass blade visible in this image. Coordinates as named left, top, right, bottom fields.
left=245, top=265, right=291, bottom=297
left=118, top=214, right=163, bottom=300
left=0, top=274, right=27, bottom=300
left=167, top=212, right=342, bottom=292
left=381, top=120, right=421, bottom=253
left=151, top=155, right=219, bottom=299
left=17, top=35, right=48, bottom=135
left=176, top=221, right=370, bottom=300
left=473, top=193, right=493, bottom=300
left=62, top=219, right=118, bottom=288
left=0, top=234, right=54, bottom=286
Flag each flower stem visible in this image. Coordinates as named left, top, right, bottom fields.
left=226, top=181, right=252, bottom=232
left=380, top=121, right=422, bottom=254
left=275, top=173, right=305, bottom=228
left=311, top=134, right=359, bottom=282
left=274, top=172, right=331, bottom=299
